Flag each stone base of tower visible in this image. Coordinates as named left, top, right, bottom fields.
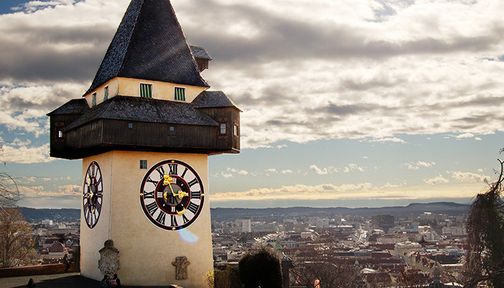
left=80, top=151, right=213, bottom=287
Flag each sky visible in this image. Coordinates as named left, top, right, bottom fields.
left=0, top=0, right=503, bottom=209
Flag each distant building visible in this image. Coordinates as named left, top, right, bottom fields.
left=235, top=219, right=251, bottom=233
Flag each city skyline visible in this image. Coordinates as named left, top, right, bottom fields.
left=0, top=0, right=503, bottom=208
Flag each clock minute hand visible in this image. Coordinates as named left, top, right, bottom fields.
left=163, top=174, right=178, bottom=197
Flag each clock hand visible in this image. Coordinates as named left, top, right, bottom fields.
left=163, top=174, right=178, bottom=197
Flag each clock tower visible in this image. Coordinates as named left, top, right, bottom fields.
left=47, top=0, right=240, bottom=287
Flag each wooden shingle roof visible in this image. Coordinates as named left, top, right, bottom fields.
left=192, top=91, right=241, bottom=111
left=65, top=96, right=218, bottom=131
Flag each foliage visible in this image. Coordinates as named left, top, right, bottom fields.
left=292, top=261, right=360, bottom=288
left=0, top=208, right=37, bottom=267
left=464, top=158, right=504, bottom=287
left=214, top=265, right=241, bottom=288
left=239, top=247, right=283, bottom=288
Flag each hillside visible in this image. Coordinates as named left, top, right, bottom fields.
left=18, top=202, right=469, bottom=222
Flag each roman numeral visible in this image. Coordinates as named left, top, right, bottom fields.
left=191, top=191, right=201, bottom=199
left=147, top=177, right=158, bottom=185
left=156, top=166, right=165, bottom=178
left=188, top=178, right=199, bottom=188
left=146, top=202, right=158, bottom=215
left=181, top=168, right=188, bottom=178
left=143, top=191, right=154, bottom=199
left=183, top=214, right=190, bottom=224
left=188, top=202, right=199, bottom=214
left=156, top=211, right=166, bottom=225
left=171, top=215, right=178, bottom=227
left=169, top=164, right=178, bottom=175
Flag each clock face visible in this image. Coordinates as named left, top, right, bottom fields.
left=140, top=160, right=204, bottom=230
left=83, top=161, right=103, bottom=229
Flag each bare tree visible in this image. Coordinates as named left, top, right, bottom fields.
left=0, top=173, right=36, bottom=267
left=0, top=173, right=20, bottom=209
left=464, top=158, right=504, bottom=288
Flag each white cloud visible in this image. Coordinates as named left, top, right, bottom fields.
left=406, top=161, right=436, bottom=170
left=1, top=143, right=53, bottom=164
left=219, top=168, right=249, bottom=178
left=424, top=175, right=450, bottom=185
left=451, top=171, right=489, bottom=183
left=343, top=163, right=365, bottom=173
left=211, top=180, right=467, bottom=202
left=309, top=164, right=336, bottom=175
left=369, top=137, right=407, bottom=144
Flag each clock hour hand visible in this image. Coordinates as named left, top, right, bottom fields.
left=163, top=174, right=188, bottom=199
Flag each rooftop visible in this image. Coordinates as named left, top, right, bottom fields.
left=86, top=0, right=208, bottom=95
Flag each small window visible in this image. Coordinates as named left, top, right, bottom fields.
left=169, top=126, right=176, bottom=135
left=175, top=87, right=185, bottom=101
left=140, top=160, right=148, bottom=169
left=233, top=124, right=239, bottom=136
left=140, top=83, right=152, bottom=98
left=92, top=93, right=97, bottom=106
left=58, top=130, right=63, bottom=138
left=219, top=123, right=227, bottom=135
left=104, top=86, right=109, bottom=101
left=128, top=123, right=133, bottom=129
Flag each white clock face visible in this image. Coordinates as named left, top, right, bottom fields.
left=140, top=160, right=204, bottom=230
left=83, top=161, right=103, bottom=229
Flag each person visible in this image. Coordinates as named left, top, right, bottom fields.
left=108, top=274, right=121, bottom=288
left=99, top=275, right=110, bottom=288
left=62, top=253, right=70, bottom=272
left=26, top=278, right=35, bottom=288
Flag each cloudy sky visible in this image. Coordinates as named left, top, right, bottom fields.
left=0, top=0, right=503, bottom=209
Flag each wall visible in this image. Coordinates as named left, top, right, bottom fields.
left=84, top=77, right=207, bottom=106
left=80, top=151, right=213, bottom=287
left=81, top=153, right=114, bottom=281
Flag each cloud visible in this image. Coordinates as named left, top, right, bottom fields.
left=368, top=137, right=407, bottom=144
left=1, top=143, right=53, bottom=164
left=309, top=164, right=338, bottom=175
left=1, top=0, right=504, bottom=148
left=343, top=163, right=365, bottom=173
left=450, top=171, right=489, bottom=183
left=406, top=161, right=436, bottom=170
left=211, top=180, right=473, bottom=202
left=218, top=168, right=249, bottom=178
left=424, top=175, right=450, bottom=185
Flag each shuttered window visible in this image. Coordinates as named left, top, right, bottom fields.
left=140, top=84, right=152, bottom=98
left=175, top=87, right=185, bottom=101
left=92, top=93, right=97, bottom=106
left=104, top=86, right=109, bottom=101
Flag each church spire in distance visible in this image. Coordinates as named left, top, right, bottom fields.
left=85, top=0, right=208, bottom=95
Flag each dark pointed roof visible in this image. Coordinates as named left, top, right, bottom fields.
left=85, top=0, right=208, bottom=95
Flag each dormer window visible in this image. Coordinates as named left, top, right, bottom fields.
left=104, top=86, right=109, bottom=101
left=92, top=93, right=97, bottom=107
left=140, top=83, right=152, bottom=98
left=175, top=87, right=185, bottom=101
